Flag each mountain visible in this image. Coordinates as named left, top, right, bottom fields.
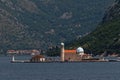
left=66, top=0, right=120, bottom=55
left=0, top=0, right=114, bottom=54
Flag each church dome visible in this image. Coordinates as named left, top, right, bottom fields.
left=76, top=47, right=84, bottom=55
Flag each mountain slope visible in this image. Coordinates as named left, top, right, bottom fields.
left=67, top=0, right=120, bottom=55
left=0, top=0, right=114, bottom=53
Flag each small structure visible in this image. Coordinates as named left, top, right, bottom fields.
left=30, top=55, right=45, bottom=62
left=12, top=55, right=15, bottom=62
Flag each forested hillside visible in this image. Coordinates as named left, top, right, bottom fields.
left=0, top=0, right=113, bottom=54
left=66, top=0, right=120, bottom=55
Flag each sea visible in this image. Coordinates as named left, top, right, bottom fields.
left=0, top=56, right=120, bottom=80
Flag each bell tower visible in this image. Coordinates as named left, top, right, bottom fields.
left=61, top=42, right=65, bottom=62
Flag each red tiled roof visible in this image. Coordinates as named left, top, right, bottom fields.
left=7, top=50, right=17, bottom=53
left=64, top=50, right=76, bottom=53
left=32, top=55, right=45, bottom=59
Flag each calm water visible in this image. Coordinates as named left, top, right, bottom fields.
left=0, top=56, right=120, bottom=80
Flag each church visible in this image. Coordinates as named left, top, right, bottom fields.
left=60, top=43, right=92, bottom=62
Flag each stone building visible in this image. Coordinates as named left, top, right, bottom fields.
left=30, top=55, right=45, bottom=62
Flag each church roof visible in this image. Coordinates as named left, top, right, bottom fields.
left=31, top=55, right=45, bottom=59
left=64, top=50, right=76, bottom=54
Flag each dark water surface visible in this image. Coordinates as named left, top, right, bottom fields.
left=0, top=56, right=120, bottom=80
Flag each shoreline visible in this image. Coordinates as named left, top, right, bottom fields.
left=11, top=59, right=120, bottom=63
